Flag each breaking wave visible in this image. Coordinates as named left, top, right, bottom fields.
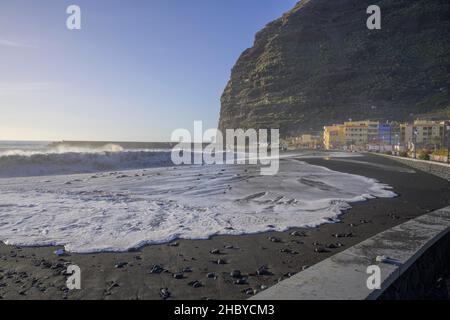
left=0, top=144, right=174, bottom=178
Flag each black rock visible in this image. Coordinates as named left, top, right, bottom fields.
left=210, top=249, right=221, bottom=255
left=150, top=265, right=165, bottom=274
left=314, top=247, right=331, bottom=253
left=256, top=266, right=272, bottom=276
left=332, top=233, right=353, bottom=238
left=285, top=272, right=295, bottom=277
left=290, top=231, right=306, bottom=237
left=206, top=272, right=217, bottom=279
left=188, top=280, right=203, bottom=288
left=182, top=267, right=193, bottom=273
left=215, top=259, right=227, bottom=265
left=168, top=242, right=179, bottom=247
left=280, top=248, right=298, bottom=254
left=268, top=236, right=281, bottom=243
left=244, top=288, right=256, bottom=295
left=160, top=288, right=171, bottom=300
left=115, top=262, right=128, bottom=269
left=235, top=278, right=248, bottom=285
left=173, top=273, right=184, bottom=279
left=230, top=270, right=241, bottom=278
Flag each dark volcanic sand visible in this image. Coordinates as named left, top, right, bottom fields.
left=0, top=154, right=448, bottom=300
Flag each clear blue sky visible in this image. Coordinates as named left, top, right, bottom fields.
left=0, top=0, right=298, bottom=142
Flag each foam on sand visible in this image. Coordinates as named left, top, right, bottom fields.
left=0, top=158, right=396, bottom=253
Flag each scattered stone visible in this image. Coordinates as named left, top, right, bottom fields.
left=327, top=243, right=339, bottom=249
left=215, top=259, right=227, bottom=265
left=260, top=285, right=268, bottom=290
left=150, top=265, right=165, bottom=274
left=224, top=245, right=234, bottom=250
left=182, top=267, right=193, bottom=273
left=314, top=247, right=331, bottom=253
left=280, top=248, right=298, bottom=254
left=107, top=281, right=119, bottom=291
left=243, top=288, right=256, bottom=295
left=188, top=280, right=203, bottom=288
left=301, top=265, right=310, bottom=271
left=230, top=270, right=241, bottom=278
left=235, top=278, right=248, bottom=285
left=54, top=249, right=66, bottom=257
left=290, top=231, right=306, bottom=237
left=173, top=273, right=184, bottom=280
left=206, top=272, right=217, bottom=279
left=210, top=249, right=221, bottom=255
left=284, top=272, right=295, bottom=277
left=332, top=233, right=354, bottom=238
left=115, top=262, right=128, bottom=269
left=268, top=236, right=281, bottom=243
left=256, top=266, right=272, bottom=276
left=160, top=288, right=171, bottom=300
left=323, top=217, right=336, bottom=223
left=168, top=242, right=179, bottom=247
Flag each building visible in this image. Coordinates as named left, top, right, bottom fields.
left=378, top=123, right=393, bottom=144
left=286, top=134, right=322, bottom=149
left=344, top=120, right=383, bottom=144
left=400, top=120, right=445, bottom=146
left=324, top=120, right=388, bottom=149
left=323, top=125, right=345, bottom=150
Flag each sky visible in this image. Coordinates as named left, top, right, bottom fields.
left=0, top=0, right=298, bottom=142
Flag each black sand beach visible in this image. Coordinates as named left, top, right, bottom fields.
left=0, top=154, right=448, bottom=300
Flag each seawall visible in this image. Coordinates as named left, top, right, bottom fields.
left=251, top=206, right=450, bottom=300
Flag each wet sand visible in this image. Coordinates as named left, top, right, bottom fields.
left=0, top=154, right=448, bottom=300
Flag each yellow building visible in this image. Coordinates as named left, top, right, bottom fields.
left=324, top=125, right=345, bottom=150
left=324, top=120, right=382, bottom=149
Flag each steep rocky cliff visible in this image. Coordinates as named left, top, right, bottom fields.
left=219, top=0, right=450, bottom=137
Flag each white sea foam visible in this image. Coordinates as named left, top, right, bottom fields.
left=0, top=158, right=396, bottom=253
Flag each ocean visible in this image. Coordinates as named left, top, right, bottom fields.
left=0, top=140, right=174, bottom=178
left=0, top=141, right=396, bottom=253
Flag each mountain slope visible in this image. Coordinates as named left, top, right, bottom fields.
left=219, top=0, right=450, bottom=136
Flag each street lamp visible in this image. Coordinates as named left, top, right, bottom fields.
left=413, top=128, right=418, bottom=159
left=446, top=125, right=450, bottom=164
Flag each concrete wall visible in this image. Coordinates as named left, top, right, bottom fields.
left=251, top=207, right=450, bottom=300
left=379, top=230, right=450, bottom=299
left=372, top=153, right=450, bottom=181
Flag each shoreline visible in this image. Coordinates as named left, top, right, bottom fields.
left=0, top=154, right=448, bottom=300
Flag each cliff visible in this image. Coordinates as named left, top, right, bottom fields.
left=219, top=0, right=450, bottom=137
